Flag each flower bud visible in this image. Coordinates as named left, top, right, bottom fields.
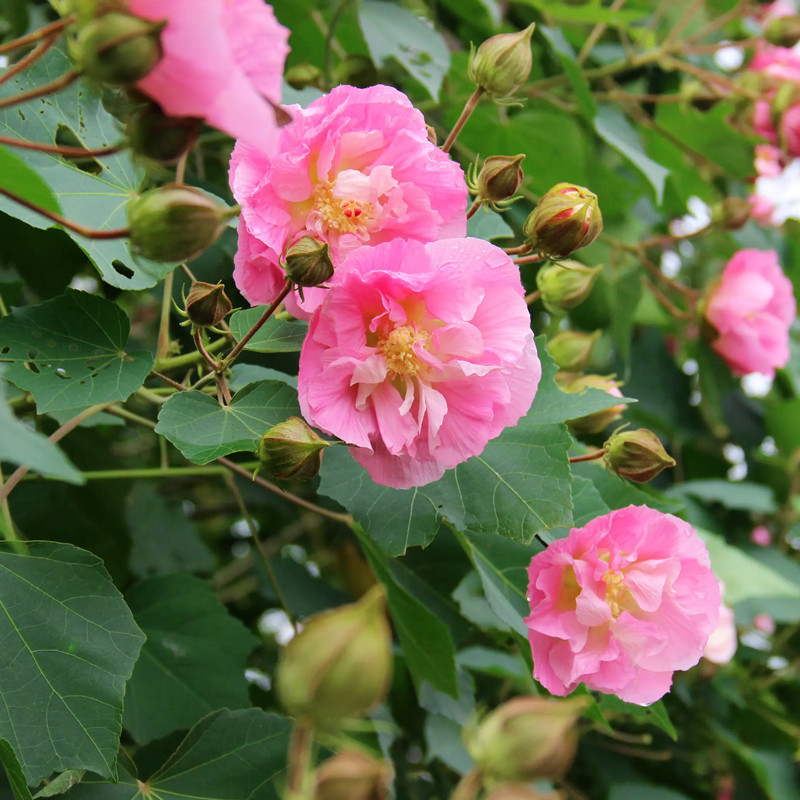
left=314, top=751, right=393, bottom=800
left=127, top=102, right=202, bottom=163
left=711, top=197, right=751, bottom=231
left=486, top=786, right=565, bottom=800
left=284, top=236, right=335, bottom=287
left=285, top=63, right=324, bottom=90
left=276, top=585, right=393, bottom=728
left=560, top=374, right=625, bottom=435
left=184, top=281, right=232, bottom=328
left=468, top=23, right=536, bottom=100
left=475, top=154, right=525, bottom=206
left=523, top=183, right=603, bottom=258
left=603, top=428, right=675, bottom=483
left=765, top=16, right=800, bottom=48
left=257, top=417, right=330, bottom=480
left=127, top=184, right=235, bottom=263
left=466, top=696, right=586, bottom=783
left=535, top=260, right=601, bottom=314
left=546, top=330, right=601, bottom=371
left=74, top=10, right=164, bottom=85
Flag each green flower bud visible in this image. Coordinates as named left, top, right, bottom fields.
left=285, top=236, right=335, bottom=288
left=314, top=751, right=393, bottom=800
left=257, top=417, right=330, bottom=480
left=560, top=373, right=625, bottom=436
left=475, top=154, right=525, bottom=206
left=276, top=585, right=393, bottom=728
left=127, top=184, right=235, bottom=263
left=710, top=197, right=751, bottom=231
left=523, top=183, right=603, bottom=258
left=466, top=696, right=586, bottom=783
left=546, top=329, right=601, bottom=372
left=184, top=281, right=232, bottom=328
left=73, top=10, right=164, bottom=85
left=127, top=102, right=202, bottom=163
left=486, top=785, right=565, bottom=800
left=468, top=23, right=536, bottom=100
left=535, top=260, right=601, bottom=314
left=285, top=63, right=324, bottom=90
left=765, top=15, right=800, bottom=48
left=603, top=428, right=675, bottom=483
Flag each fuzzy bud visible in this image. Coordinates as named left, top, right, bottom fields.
left=560, top=374, right=626, bottom=435
left=184, top=281, right=232, bottom=328
left=466, top=696, right=586, bottom=783
left=486, top=786, right=565, bottom=800
left=603, top=428, right=675, bottom=483
left=711, top=197, right=751, bottom=231
left=468, top=23, right=536, bottom=100
left=535, top=260, right=601, bottom=314
left=74, top=10, right=163, bottom=85
left=524, top=183, right=602, bottom=257
left=285, top=63, right=324, bottom=90
left=127, top=102, right=202, bottom=163
left=284, top=236, right=335, bottom=287
left=765, top=16, right=800, bottom=48
left=276, top=585, right=393, bottom=728
left=314, top=751, right=393, bottom=800
left=547, top=330, right=601, bottom=371
left=127, top=184, right=234, bottom=263
left=257, top=417, right=330, bottom=480
left=476, top=154, right=525, bottom=205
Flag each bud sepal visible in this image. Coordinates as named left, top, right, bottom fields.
left=257, top=417, right=330, bottom=481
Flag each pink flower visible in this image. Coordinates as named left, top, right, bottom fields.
left=748, top=45, right=800, bottom=156
left=526, top=506, right=721, bottom=706
left=297, top=238, right=540, bottom=489
left=230, top=84, right=468, bottom=317
left=129, top=0, right=289, bottom=151
left=703, top=601, right=737, bottom=665
left=704, top=249, right=796, bottom=377
left=750, top=525, right=773, bottom=546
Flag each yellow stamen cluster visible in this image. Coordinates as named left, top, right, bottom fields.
left=602, top=570, right=629, bottom=619
left=378, top=325, right=431, bottom=377
left=312, top=183, right=372, bottom=235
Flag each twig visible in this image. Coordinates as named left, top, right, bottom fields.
left=0, top=134, right=124, bottom=157
left=0, top=16, right=73, bottom=55
left=577, top=0, right=628, bottom=65
left=442, top=88, right=484, bottom=154
left=0, top=69, right=79, bottom=109
left=569, top=449, right=607, bottom=463
left=0, top=35, right=60, bottom=87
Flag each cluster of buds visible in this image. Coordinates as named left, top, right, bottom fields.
left=275, top=585, right=393, bottom=729
left=313, top=751, right=393, bottom=800
left=468, top=154, right=526, bottom=210
left=257, top=417, right=330, bottom=480
left=465, top=696, right=586, bottom=784
left=536, top=260, right=601, bottom=315
left=468, top=24, right=536, bottom=101
left=557, top=373, right=626, bottom=436
left=524, top=183, right=603, bottom=258
left=603, top=428, right=676, bottom=483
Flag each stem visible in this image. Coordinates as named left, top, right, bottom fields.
left=636, top=250, right=698, bottom=299
left=465, top=199, right=481, bottom=220
left=324, top=0, right=353, bottom=85
left=0, top=134, right=124, bottom=157
left=0, top=468, right=20, bottom=543
left=175, top=152, right=188, bottom=185
left=514, top=253, right=545, bottom=266
left=525, top=288, right=542, bottom=305
left=504, top=243, right=532, bottom=255
left=661, top=55, right=760, bottom=100
left=155, top=336, right=227, bottom=372
left=0, top=16, right=73, bottom=55
left=221, top=282, right=292, bottom=368
left=685, top=3, right=748, bottom=43
left=0, top=185, right=129, bottom=239
left=223, top=472, right=297, bottom=632
left=104, top=406, right=157, bottom=429
left=450, top=768, right=484, bottom=800
left=441, top=88, right=484, bottom=154
left=194, top=328, right=221, bottom=370
left=661, top=0, right=705, bottom=50
left=642, top=277, right=694, bottom=320
left=217, top=457, right=353, bottom=526
left=0, top=69, right=79, bottom=110
left=0, top=35, right=60, bottom=88
left=157, top=270, right=175, bottom=362
left=0, top=289, right=8, bottom=317
left=577, top=0, right=628, bottom=65
left=60, top=464, right=248, bottom=481
left=286, top=723, right=315, bottom=798
left=0, top=403, right=111, bottom=504
left=569, top=449, right=607, bottom=464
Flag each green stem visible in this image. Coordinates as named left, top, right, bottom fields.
left=441, top=87, right=484, bottom=154
left=0, top=34, right=60, bottom=88
left=154, top=336, right=227, bottom=372
left=104, top=406, right=157, bottom=429
left=0, top=468, right=20, bottom=543
left=36, top=464, right=257, bottom=482
left=0, top=288, right=8, bottom=317
left=0, top=15, right=73, bottom=55
left=157, top=270, right=175, bottom=362
left=0, top=133, right=124, bottom=157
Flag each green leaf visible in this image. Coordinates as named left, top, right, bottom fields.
left=466, top=209, right=514, bottom=242
left=123, top=575, right=259, bottom=743
left=599, top=695, right=678, bottom=741
left=66, top=709, right=292, bottom=800
left=356, top=528, right=458, bottom=695
left=228, top=364, right=297, bottom=391
left=424, top=714, right=472, bottom=775
left=456, top=646, right=532, bottom=683
left=667, top=479, right=777, bottom=513
left=0, top=541, right=145, bottom=786
left=419, top=667, right=475, bottom=725
left=229, top=309, right=309, bottom=353
left=515, top=0, right=647, bottom=24
left=32, top=770, right=84, bottom=798
left=609, top=783, right=691, bottom=800
left=358, top=1, right=450, bottom=99
left=539, top=27, right=597, bottom=121
left=155, top=380, right=301, bottom=464
left=594, top=106, right=669, bottom=204
left=0, top=48, right=172, bottom=290
left=0, top=146, right=60, bottom=216
left=0, top=367, right=83, bottom=484
left=699, top=529, right=800, bottom=605
left=0, top=740, right=33, bottom=800
left=0, top=289, right=153, bottom=413
left=125, top=483, right=215, bottom=579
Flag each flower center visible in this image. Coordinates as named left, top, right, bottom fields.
left=311, top=182, right=373, bottom=235
left=602, top=569, right=630, bottom=619
left=378, top=325, right=431, bottom=377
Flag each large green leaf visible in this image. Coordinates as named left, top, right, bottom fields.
left=0, top=146, right=60, bottom=216
left=318, top=340, right=632, bottom=554
left=229, top=309, right=309, bottom=354
left=0, top=367, right=82, bottom=484
left=0, top=740, right=33, bottom=800
left=0, top=541, right=145, bottom=786
left=66, top=709, right=291, bottom=800
left=0, top=290, right=153, bottom=413
left=667, top=479, right=777, bottom=514
left=155, top=380, right=301, bottom=464
left=0, top=48, right=172, bottom=289
left=358, top=1, right=450, bottom=99
left=123, top=575, right=259, bottom=743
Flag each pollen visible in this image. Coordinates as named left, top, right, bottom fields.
left=602, top=569, right=630, bottom=619
left=312, top=183, right=372, bottom=235
left=378, top=325, right=431, bottom=377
